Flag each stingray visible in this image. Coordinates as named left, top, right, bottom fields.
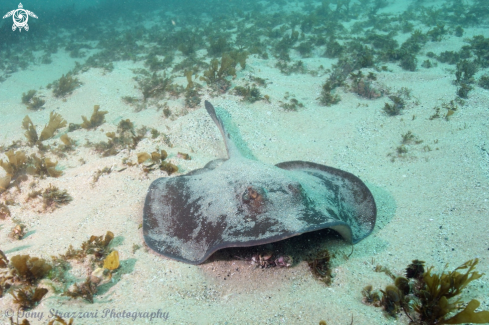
left=143, top=100, right=376, bottom=264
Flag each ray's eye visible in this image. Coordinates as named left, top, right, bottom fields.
left=242, top=186, right=265, bottom=203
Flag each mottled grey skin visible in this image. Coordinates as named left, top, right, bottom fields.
left=143, top=101, right=376, bottom=264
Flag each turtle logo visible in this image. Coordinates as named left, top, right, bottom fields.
left=2, top=3, right=38, bottom=32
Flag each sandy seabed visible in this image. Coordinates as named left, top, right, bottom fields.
left=1, top=4, right=489, bottom=325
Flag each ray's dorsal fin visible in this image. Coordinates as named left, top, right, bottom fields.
left=205, top=100, right=243, bottom=159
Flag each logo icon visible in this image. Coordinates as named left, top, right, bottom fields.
left=2, top=3, right=38, bottom=32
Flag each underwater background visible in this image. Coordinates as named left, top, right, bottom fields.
left=1, top=0, right=489, bottom=324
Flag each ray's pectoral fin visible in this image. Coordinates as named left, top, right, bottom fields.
left=275, top=160, right=377, bottom=244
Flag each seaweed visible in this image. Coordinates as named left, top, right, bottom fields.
left=396, top=145, right=408, bottom=156
left=427, top=24, right=447, bottom=42
left=364, top=259, right=489, bottom=324
left=0, top=150, right=28, bottom=180
left=421, top=60, right=433, bottom=68
left=207, top=37, right=230, bottom=57
left=162, top=105, right=172, bottom=118
left=406, top=259, right=425, bottom=280
left=436, top=51, right=461, bottom=65
left=62, top=277, right=97, bottom=303
left=132, top=244, right=141, bottom=254
left=365, top=32, right=398, bottom=51
left=275, top=60, right=307, bottom=75
left=323, top=40, right=344, bottom=58
left=185, top=70, right=194, bottom=89
left=0, top=175, right=11, bottom=193
left=81, top=105, right=108, bottom=129
left=307, top=249, right=332, bottom=285
left=11, top=286, right=48, bottom=310
left=281, top=98, right=304, bottom=111
left=22, top=113, right=67, bottom=144
left=22, top=90, right=45, bottom=111
left=415, top=259, right=489, bottom=324
left=362, top=285, right=382, bottom=306
left=183, top=70, right=202, bottom=108
left=82, top=231, right=115, bottom=260
left=150, top=128, right=160, bottom=139
left=153, top=150, right=167, bottom=161
left=199, top=54, right=237, bottom=92
left=22, top=116, right=38, bottom=145
left=137, top=150, right=168, bottom=164
left=228, top=50, right=249, bottom=70
left=39, top=112, right=67, bottom=141
left=250, top=76, right=267, bottom=87
left=478, top=73, right=489, bottom=89
left=68, top=123, right=81, bottom=132
left=178, top=36, right=198, bottom=57
left=273, top=30, right=299, bottom=57
left=137, top=152, right=151, bottom=164
left=136, top=150, right=169, bottom=173
left=59, top=134, right=75, bottom=151
left=65, top=43, right=92, bottom=58
left=380, top=285, right=402, bottom=317
left=468, top=35, right=489, bottom=66
left=457, top=83, right=472, bottom=99
left=26, top=155, right=63, bottom=178
left=52, top=73, right=81, bottom=98
left=144, top=53, right=174, bottom=72
left=118, top=119, right=133, bottom=132
left=160, top=161, right=178, bottom=175
left=441, top=100, right=458, bottom=120
left=172, top=56, right=208, bottom=74
left=383, top=95, right=405, bottom=116
left=395, top=276, right=410, bottom=295
left=401, top=131, right=422, bottom=145
left=28, top=184, right=72, bottom=210
left=455, top=60, right=478, bottom=85
left=92, top=119, right=143, bottom=157
left=122, top=96, right=140, bottom=106
left=185, top=88, right=201, bottom=108
left=61, top=231, right=114, bottom=261
left=349, top=71, right=382, bottom=99
left=10, top=255, right=52, bottom=284
left=233, top=85, right=263, bottom=103
left=325, top=56, right=357, bottom=90
left=21, top=90, right=36, bottom=105
left=296, top=41, right=313, bottom=57
left=0, top=250, right=7, bottom=269
left=28, top=96, right=46, bottom=111
left=351, top=44, right=375, bottom=69
left=61, top=233, right=116, bottom=302
left=318, top=81, right=341, bottom=106
left=92, top=167, right=111, bottom=184
left=400, top=53, right=417, bottom=71
left=454, top=26, right=464, bottom=37
left=137, top=72, right=173, bottom=101
left=0, top=203, right=11, bottom=219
